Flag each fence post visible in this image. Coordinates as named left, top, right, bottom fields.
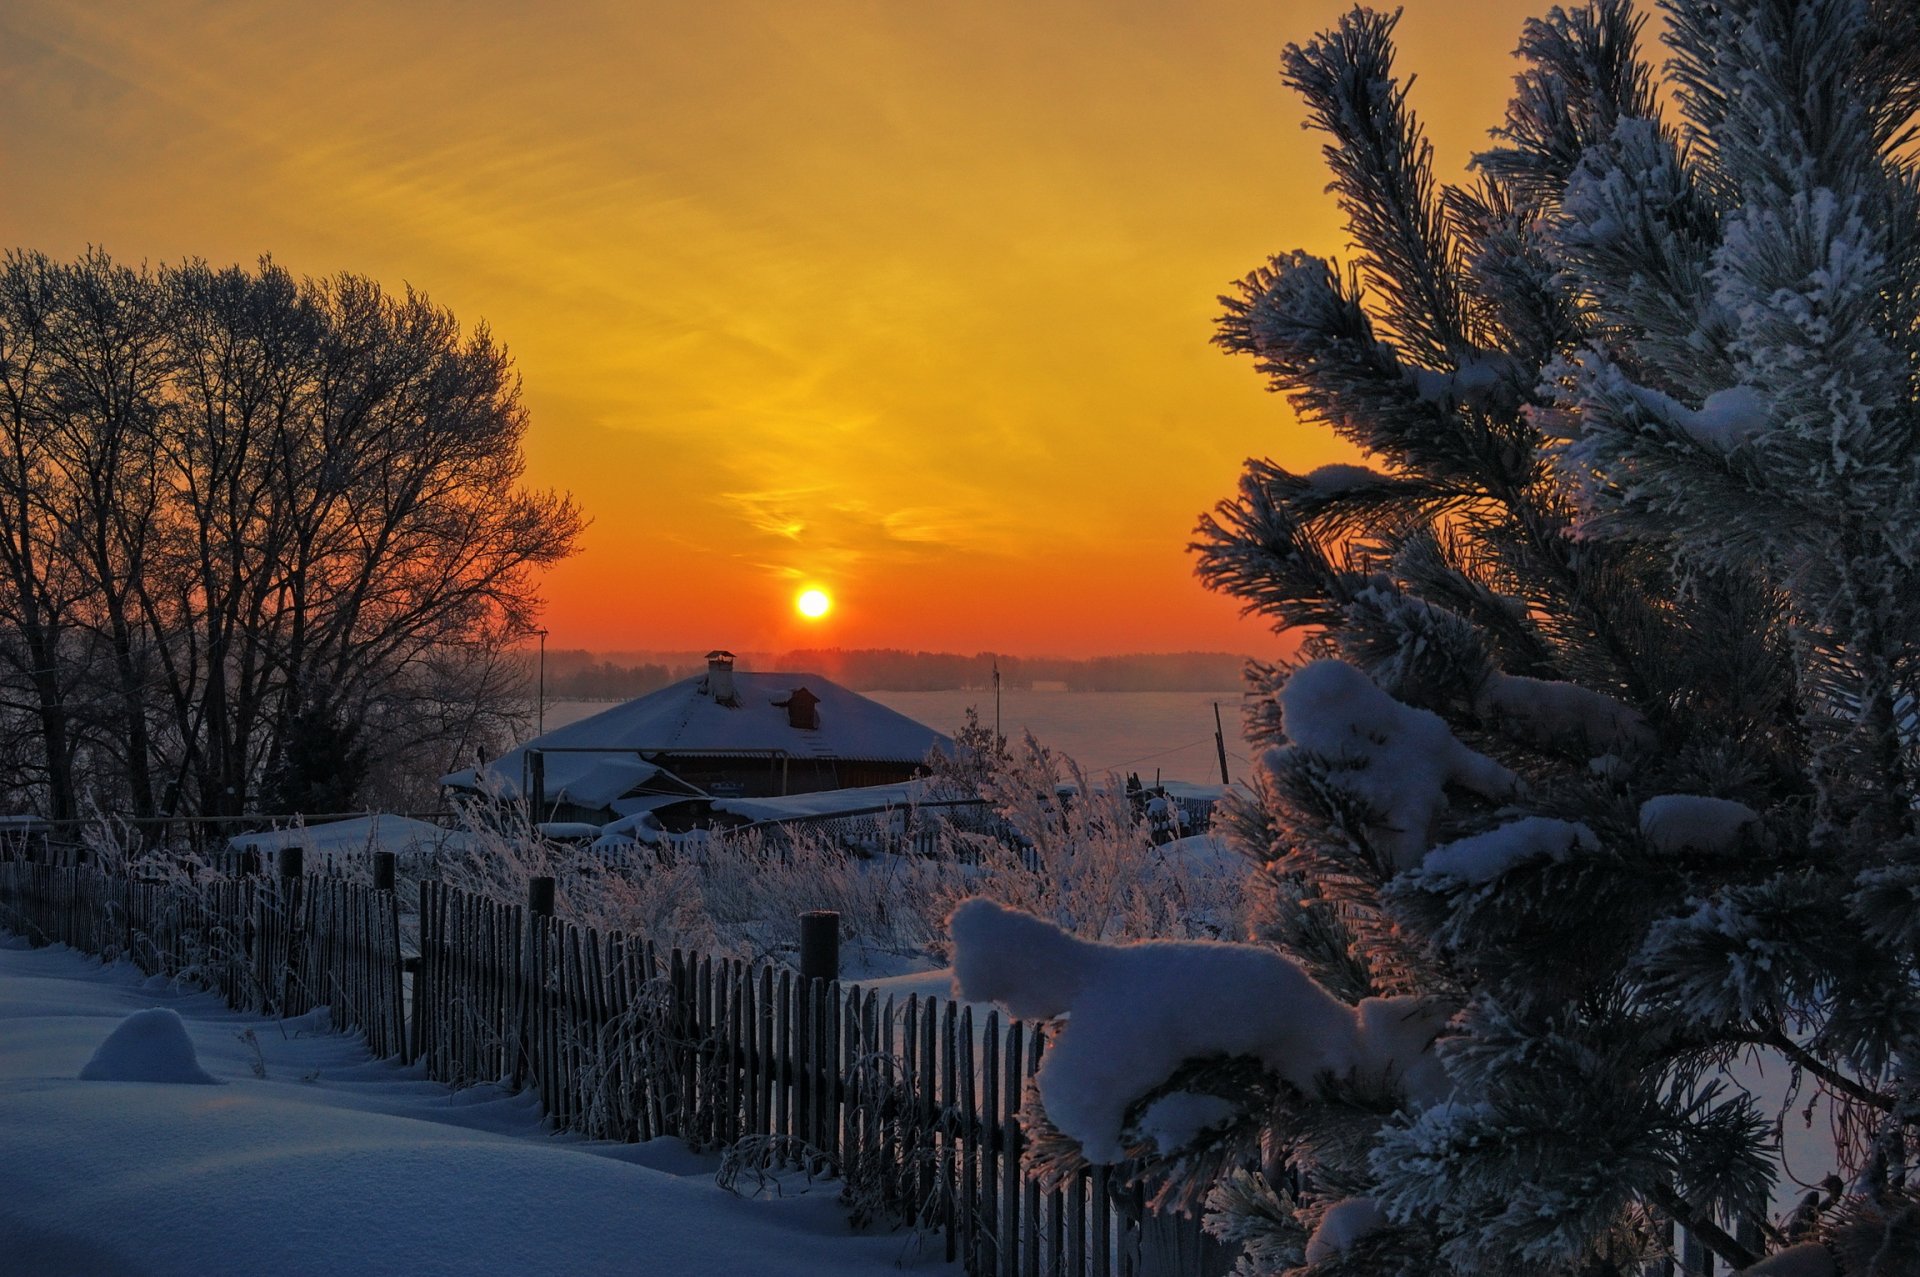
left=373, top=851, right=396, bottom=893
left=799, top=910, right=839, bottom=984
left=523, top=876, right=555, bottom=1100
left=280, top=846, right=303, bottom=880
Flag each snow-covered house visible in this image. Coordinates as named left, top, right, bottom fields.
left=442, top=651, right=953, bottom=826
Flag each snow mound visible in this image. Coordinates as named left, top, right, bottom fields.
left=79, top=1008, right=220, bottom=1085
left=948, top=898, right=1450, bottom=1162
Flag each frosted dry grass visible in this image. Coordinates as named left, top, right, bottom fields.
left=437, top=735, right=1244, bottom=967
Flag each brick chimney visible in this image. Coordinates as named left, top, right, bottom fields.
left=776, top=686, right=821, bottom=730
left=705, top=649, right=738, bottom=707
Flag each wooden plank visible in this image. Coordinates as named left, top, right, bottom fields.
left=816, top=977, right=833, bottom=1159
left=604, top=932, right=632, bottom=1140
left=585, top=928, right=609, bottom=1137
left=414, top=881, right=432, bottom=1071
left=674, top=950, right=694, bottom=1140
left=1091, top=1165, right=1111, bottom=1277
left=841, top=984, right=859, bottom=1183
left=881, top=995, right=898, bottom=1215
left=726, top=960, right=744, bottom=1149
left=565, top=923, right=590, bottom=1130
left=775, top=966, right=791, bottom=1143
left=795, top=970, right=814, bottom=1153
left=758, top=964, right=775, bottom=1141
left=904, top=995, right=921, bottom=1221
left=823, top=977, right=840, bottom=1164
left=921, top=995, right=939, bottom=1239
left=960, top=1004, right=980, bottom=1274
left=1025, top=1028, right=1045, bottom=1277
left=1068, top=1168, right=1087, bottom=1277
left=862, top=991, right=882, bottom=1213
left=738, top=959, right=759, bottom=1141
left=941, top=998, right=959, bottom=1264
left=982, top=1009, right=1001, bottom=1276
left=1002, top=1020, right=1023, bottom=1277
left=710, top=957, right=729, bottom=1148
left=444, top=887, right=462, bottom=1080
left=697, top=953, right=715, bottom=1147
left=537, top=913, right=556, bottom=1117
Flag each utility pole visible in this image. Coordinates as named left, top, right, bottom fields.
left=1214, top=701, right=1231, bottom=785
left=536, top=627, right=549, bottom=734
left=993, top=658, right=1002, bottom=745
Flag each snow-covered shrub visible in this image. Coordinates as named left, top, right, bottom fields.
left=950, top=3, right=1920, bottom=1273
left=433, top=725, right=1244, bottom=973
left=927, top=732, right=1247, bottom=954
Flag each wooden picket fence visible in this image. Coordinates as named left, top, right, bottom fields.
left=0, top=855, right=1227, bottom=1276
left=412, top=877, right=1229, bottom=1275
left=0, top=857, right=408, bottom=1060
left=0, top=850, right=1778, bottom=1277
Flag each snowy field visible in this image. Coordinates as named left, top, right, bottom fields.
left=0, top=934, right=955, bottom=1277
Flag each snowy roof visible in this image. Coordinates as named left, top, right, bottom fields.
left=711, top=778, right=944, bottom=824
left=229, top=814, right=475, bottom=858
left=443, top=670, right=952, bottom=805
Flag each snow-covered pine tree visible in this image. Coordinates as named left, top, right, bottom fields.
left=946, top=2, right=1920, bottom=1273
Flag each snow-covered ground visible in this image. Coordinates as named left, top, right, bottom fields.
left=0, top=934, right=954, bottom=1276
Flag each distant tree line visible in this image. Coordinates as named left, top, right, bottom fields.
left=0, top=249, right=581, bottom=823
left=776, top=648, right=1254, bottom=692
left=540, top=652, right=693, bottom=701
left=538, top=648, right=1253, bottom=698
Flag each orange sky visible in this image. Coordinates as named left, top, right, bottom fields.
left=0, top=0, right=1546, bottom=656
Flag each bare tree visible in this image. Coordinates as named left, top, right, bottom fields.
left=0, top=249, right=582, bottom=823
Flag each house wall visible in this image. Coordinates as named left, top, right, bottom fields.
left=653, top=755, right=924, bottom=798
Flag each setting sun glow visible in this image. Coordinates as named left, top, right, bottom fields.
left=0, top=0, right=1549, bottom=655
left=796, top=588, right=832, bottom=620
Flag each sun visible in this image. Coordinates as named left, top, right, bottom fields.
left=796, top=587, right=832, bottom=620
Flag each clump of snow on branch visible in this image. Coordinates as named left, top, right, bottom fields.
left=1676, top=385, right=1770, bottom=451
left=1276, top=659, right=1518, bottom=869
left=1472, top=671, right=1652, bottom=755
left=1304, top=463, right=1390, bottom=493
left=1411, top=817, right=1600, bottom=886
left=1303, top=1196, right=1385, bottom=1263
left=1740, top=1241, right=1837, bottom=1277
left=1405, top=353, right=1518, bottom=409
left=947, top=898, right=1451, bottom=1162
left=1136, top=1092, right=1240, bottom=1154
left=1638, top=795, right=1760, bottom=855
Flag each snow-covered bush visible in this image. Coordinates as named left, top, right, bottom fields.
left=949, top=3, right=1920, bottom=1273
left=927, top=731, right=1246, bottom=952
left=441, top=729, right=1243, bottom=971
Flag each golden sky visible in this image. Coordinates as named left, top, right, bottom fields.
left=0, top=0, right=1546, bottom=656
